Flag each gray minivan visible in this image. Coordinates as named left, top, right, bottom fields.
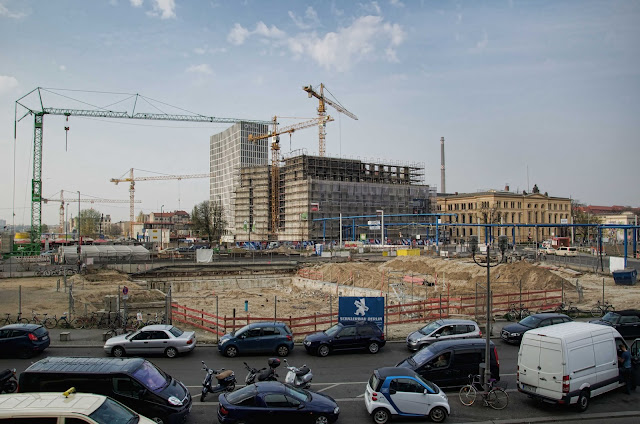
left=18, top=356, right=191, bottom=424
left=406, top=319, right=481, bottom=351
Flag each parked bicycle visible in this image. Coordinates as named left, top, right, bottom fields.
left=555, top=301, right=580, bottom=318
left=590, top=300, right=615, bottom=317
left=459, top=374, right=509, bottom=410
left=29, top=311, right=56, bottom=329
left=1, top=313, right=29, bottom=325
left=48, top=312, right=77, bottom=329
left=507, top=303, right=530, bottom=321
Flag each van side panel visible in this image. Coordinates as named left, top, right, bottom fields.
left=537, top=338, right=563, bottom=398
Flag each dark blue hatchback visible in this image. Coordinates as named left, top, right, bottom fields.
left=0, top=323, right=50, bottom=358
left=218, top=381, right=339, bottom=424
left=218, top=322, right=294, bottom=357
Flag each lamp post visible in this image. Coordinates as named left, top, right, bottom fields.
left=376, top=209, right=384, bottom=246
left=469, top=233, right=508, bottom=391
left=160, top=205, right=164, bottom=252
left=77, top=191, right=81, bottom=261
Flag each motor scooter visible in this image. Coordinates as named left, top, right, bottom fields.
left=283, top=359, right=313, bottom=389
left=0, top=369, right=17, bottom=394
left=244, top=358, right=281, bottom=385
left=200, top=361, right=236, bottom=402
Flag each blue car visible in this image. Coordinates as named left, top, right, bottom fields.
left=0, top=324, right=50, bottom=359
left=218, top=322, right=294, bottom=358
left=218, top=381, right=339, bottom=424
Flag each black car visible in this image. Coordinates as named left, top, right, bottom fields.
left=218, top=381, right=340, bottom=424
left=500, top=313, right=572, bottom=344
left=590, top=310, right=640, bottom=339
left=0, top=323, right=50, bottom=358
left=303, top=321, right=385, bottom=357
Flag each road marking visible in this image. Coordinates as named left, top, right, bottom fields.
left=317, top=383, right=340, bottom=392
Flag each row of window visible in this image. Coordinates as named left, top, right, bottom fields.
left=441, top=201, right=570, bottom=212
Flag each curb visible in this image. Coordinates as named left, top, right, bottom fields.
left=460, top=410, right=640, bottom=424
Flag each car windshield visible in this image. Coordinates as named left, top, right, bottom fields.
left=286, top=385, right=311, bottom=402
left=418, top=322, right=441, bottom=335
left=226, top=385, right=256, bottom=405
left=324, top=324, right=342, bottom=337
left=234, top=324, right=251, bottom=336
left=132, top=361, right=169, bottom=391
left=601, top=312, right=620, bottom=324
left=169, top=326, right=183, bottom=337
left=89, top=397, right=140, bottom=424
left=410, top=344, right=437, bottom=365
left=519, top=316, right=542, bottom=328
left=415, top=374, right=439, bottom=393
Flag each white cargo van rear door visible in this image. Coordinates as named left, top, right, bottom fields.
left=537, top=338, right=564, bottom=398
left=518, top=335, right=541, bottom=393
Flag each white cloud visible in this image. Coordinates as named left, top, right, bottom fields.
left=194, top=47, right=206, bottom=55
left=287, top=15, right=406, bottom=72
left=130, top=0, right=143, bottom=7
left=288, top=6, right=320, bottom=30
left=147, top=0, right=175, bottom=19
left=0, top=75, right=19, bottom=94
left=389, top=0, right=404, bottom=7
left=186, top=64, right=213, bottom=75
left=359, top=1, right=381, bottom=15
left=0, top=3, right=26, bottom=18
left=227, top=21, right=285, bottom=45
left=59, top=65, right=66, bottom=71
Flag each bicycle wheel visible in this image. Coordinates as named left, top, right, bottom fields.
left=44, top=318, right=57, bottom=329
left=590, top=306, right=602, bottom=317
left=486, top=387, right=509, bottom=410
left=506, top=311, right=517, bottom=322
left=605, top=305, right=615, bottom=313
left=459, top=385, right=477, bottom=406
left=568, top=307, right=579, bottom=319
left=520, top=309, right=530, bottom=318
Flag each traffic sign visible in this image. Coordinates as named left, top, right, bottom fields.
left=123, top=286, right=129, bottom=295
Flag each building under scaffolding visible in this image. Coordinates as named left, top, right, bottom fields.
left=232, top=154, right=436, bottom=242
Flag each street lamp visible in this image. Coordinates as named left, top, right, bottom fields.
left=160, top=205, right=164, bottom=252
left=376, top=210, right=384, bottom=246
left=469, top=233, right=508, bottom=391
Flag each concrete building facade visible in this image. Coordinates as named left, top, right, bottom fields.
left=437, top=187, right=572, bottom=244
left=210, top=122, right=269, bottom=235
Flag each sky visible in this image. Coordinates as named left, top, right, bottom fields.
left=1, top=0, right=639, bottom=228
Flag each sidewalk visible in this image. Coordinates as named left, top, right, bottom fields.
left=46, top=319, right=521, bottom=348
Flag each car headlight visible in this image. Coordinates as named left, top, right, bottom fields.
left=220, top=338, right=228, bottom=344
left=168, top=396, right=183, bottom=406
left=511, top=333, right=520, bottom=337
left=334, top=406, right=340, bottom=414
left=303, top=340, right=310, bottom=346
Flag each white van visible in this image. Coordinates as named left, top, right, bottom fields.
left=517, top=322, right=626, bottom=411
left=0, top=388, right=157, bottom=423
left=556, top=246, right=578, bottom=256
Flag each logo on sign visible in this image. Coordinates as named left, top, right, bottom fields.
left=354, top=298, right=369, bottom=316
left=338, top=296, right=384, bottom=331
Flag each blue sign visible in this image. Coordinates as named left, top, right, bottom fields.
left=338, top=296, right=384, bottom=332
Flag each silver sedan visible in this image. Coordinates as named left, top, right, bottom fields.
left=103, top=324, right=196, bottom=358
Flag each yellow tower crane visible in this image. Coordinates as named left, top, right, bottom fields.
left=249, top=115, right=333, bottom=234
left=302, top=83, right=358, bottom=157
left=110, top=169, right=212, bottom=237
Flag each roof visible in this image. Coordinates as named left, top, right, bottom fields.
left=428, top=338, right=495, bottom=350
left=432, top=319, right=478, bottom=325
left=610, top=310, right=640, bottom=316
left=376, top=367, right=419, bottom=379
left=0, top=323, right=43, bottom=331
left=526, top=322, right=618, bottom=339
left=24, top=357, right=145, bottom=374
left=253, top=381, right=287, bottom=392
left=527, top=313, right=571, bottom=319
left=245, top=321, right=288, bottom=328
left=0, top=392, right=105, bottom=415
left=140, top=324, right=173, bottom=331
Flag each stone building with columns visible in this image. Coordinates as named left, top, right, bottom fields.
left=436, top=185, right=572, bottom=244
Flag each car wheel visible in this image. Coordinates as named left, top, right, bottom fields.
left=225, top=345, right=238, bottom=358
left=317, top=344, right=330, bottom=357
left=576, top=390, right=590, bottom=412
left=313, top=414, right=329, bottom=424
left=368, top=342, right=380, bottom=354
left=372, top=408, right=390, bottom=424
left=165, top=347, right=178, bottom=358
left=429, top=406, right=447, bottom=423
left=112, top=346, right=125, bottom=357
left=277, top=344, right=290, bottom=357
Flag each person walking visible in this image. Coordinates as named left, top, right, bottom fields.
left=618, top=344, right=634, bottom=394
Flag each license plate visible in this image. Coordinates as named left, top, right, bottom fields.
left=42, top=336, right=49, bottom=341
left=521, top=383, right=536, bottom=392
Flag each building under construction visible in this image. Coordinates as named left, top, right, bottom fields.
left=232, top=154, right=436, bottom=242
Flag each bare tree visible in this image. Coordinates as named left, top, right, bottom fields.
left=191, top=201, right=227, bottom=243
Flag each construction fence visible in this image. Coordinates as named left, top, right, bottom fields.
left=171, top=288, right=563, bottom=339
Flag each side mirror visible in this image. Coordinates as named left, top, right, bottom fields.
left=423, top=389, right=428, bottom=395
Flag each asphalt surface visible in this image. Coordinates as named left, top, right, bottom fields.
left=1, top=324, right=639, bottom=424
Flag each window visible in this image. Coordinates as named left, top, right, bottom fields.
left=151, top=331, right=169, bottom=340
left=357, top=325, right=375, bottom=337
left=339, top=326, right=356, bottom=337
left=620, top=315, right=640, bottom=324
left=264, top=394, right=291, bottom=408
left=455, top=352, right=482, bottom=365
left=245, top=328, right=262, bottom=338
left=261, top=327, right=279, bottom=336
left=455, top=325, right=471, bottom=335
left=112, top=377, right=143, bottom=398
left=391, top=378, right=424, bottom=393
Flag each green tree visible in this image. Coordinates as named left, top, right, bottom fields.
left=107, top=224, right=122, bottom=237
left=191, top=201, right=227, bottom=242
left=79, top=208, right=102, bottom=238
left=571, top=201, right=602, bottom=243
left=41, top=223, right=49, bottom=233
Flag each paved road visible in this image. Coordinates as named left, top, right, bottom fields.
left=2, top=341, right=639, bottom=423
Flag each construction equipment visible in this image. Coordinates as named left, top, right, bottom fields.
left=248, top=116, right=333, bottom=234
left=302, top=83, right=358, bottom=157
left=110, top=169, right=212, bottom=237
left=43, top=190, right=139, bottom=233
left=13, top=87, right=270, bottom=255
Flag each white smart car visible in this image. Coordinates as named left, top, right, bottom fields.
left=364, top=367, right=449, bottom=423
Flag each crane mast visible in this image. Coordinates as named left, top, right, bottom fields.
left=14, top=87, right=270, bottom=255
